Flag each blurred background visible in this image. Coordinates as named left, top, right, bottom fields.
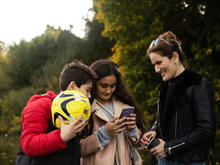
left=0, top=0, right=219, bottom=164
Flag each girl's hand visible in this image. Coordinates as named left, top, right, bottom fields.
left=140, top=131, right=157, bottom=150
left=126, top=113, right=136, bottom=131
left=105, top=117, right=126, bottom=136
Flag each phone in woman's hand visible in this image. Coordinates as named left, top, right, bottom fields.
left=146, top=135, right=160, bottom=150
left=119, top=107, right=135, bottom=119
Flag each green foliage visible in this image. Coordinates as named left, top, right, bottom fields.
left=82, top=18, right=115, bottom=65
left=0, top=42, right=10, bottom=96
left=0, top=134, right=19, bottom=165
left=0, top=87, right=35, bottom=133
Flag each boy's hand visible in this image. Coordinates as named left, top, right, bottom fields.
left=59, top=115, right=86, bottom=142
left=105, top=117, right=126, bottom=136
left=126, top=113, right=136, bottom=131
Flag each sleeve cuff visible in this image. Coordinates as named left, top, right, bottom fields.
left=95, top=126, right=110, bottom=148
left=126, top=127, right=138, bottom=139
left=53, top=129, right=67, bottom=149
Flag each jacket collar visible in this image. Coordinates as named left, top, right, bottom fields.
left=91, top=97, right=129, bottom=122
left=159, top=69, right=202, bottom=93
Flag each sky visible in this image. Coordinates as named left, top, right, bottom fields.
left=0, top=0, right=94, bottom=46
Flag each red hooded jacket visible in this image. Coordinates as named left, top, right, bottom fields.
left=20, top=91, right=67, bottom=157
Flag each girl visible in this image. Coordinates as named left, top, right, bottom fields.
left=80, top=59, right=144, bottom=165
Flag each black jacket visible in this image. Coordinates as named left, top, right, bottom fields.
left=153, top=69, right=216, bottom=163
left=16, top=121, right=80, bottom=165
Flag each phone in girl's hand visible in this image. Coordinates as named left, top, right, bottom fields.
left=119, top=107, right=135, bottom=119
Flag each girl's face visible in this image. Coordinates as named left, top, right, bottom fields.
left=149, top=52, right=179, bottom=81
left=95, top=74, right=117, bottom=105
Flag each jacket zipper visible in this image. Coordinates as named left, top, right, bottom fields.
left=170, top=142, right=185, bottom=149
left=158, top=92, right=185, bottom=156
left=167, top=111, right=185, bottom=155
left=175, top=111, right=178, bottom=138
left=157, top=99, right=165, bottom=140
left=167, top=142, right=185, bottom=155
left=158, top=97, right=178, bottom=139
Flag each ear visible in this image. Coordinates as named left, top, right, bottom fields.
left=66, top=81, right=77, bottom=90
left=172, top=52, right=179, bottom=64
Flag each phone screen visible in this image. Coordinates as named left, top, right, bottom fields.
left=119, top=107, right=135, bottom=118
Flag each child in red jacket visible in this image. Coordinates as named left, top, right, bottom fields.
left=16, top=60, right=96, bottom=165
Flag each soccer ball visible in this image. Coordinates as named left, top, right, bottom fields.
left=51, top=90, right=91, bottom=129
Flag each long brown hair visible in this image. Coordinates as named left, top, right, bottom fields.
left=90, top=59, right=145, bottom=132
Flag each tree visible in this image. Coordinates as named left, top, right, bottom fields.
left=5, top=28, right=61, bottom=89
left=0, top=41, right=9, bottom=96
left=81, top=18, right=114, bottom=65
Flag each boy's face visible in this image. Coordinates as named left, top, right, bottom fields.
left=74, top=81, right=93, bottom=98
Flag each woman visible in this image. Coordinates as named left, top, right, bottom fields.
left=80, top=59, right=144, bottom=165
left=140, top=31, right=216, bottom=165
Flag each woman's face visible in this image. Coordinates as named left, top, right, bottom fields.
left=149, top=52, right=179, bottom=81
left=95, top=74, right=117, bottom=105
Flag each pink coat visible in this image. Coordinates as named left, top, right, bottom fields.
left=80, top=98, right=142, bottom=165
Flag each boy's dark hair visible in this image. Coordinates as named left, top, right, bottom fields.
left=59, top=60, right=97, bottom=91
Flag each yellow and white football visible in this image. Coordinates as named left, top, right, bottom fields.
left=51, top=90, right=91, bottom=128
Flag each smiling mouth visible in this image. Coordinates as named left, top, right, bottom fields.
left=103, top=94, right=111, bottom=97
left=160, top=72, right=165, bottom=77
left=160, top=69, right=167, bottom=77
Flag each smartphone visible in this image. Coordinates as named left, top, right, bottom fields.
left=146, top=135, right=160, bottom=150
left=119, top=107, right=135, bottom=118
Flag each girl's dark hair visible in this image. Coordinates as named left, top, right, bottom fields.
left=88, top=59, right=145, bottom=133
left=147, top=31, right=187, bottom=66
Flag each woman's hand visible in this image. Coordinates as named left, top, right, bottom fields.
left=140, top=131, right=156, bottom=150
left=126, top=113, right=136, bottom=131
left=150, top=139, right=167, bottom=159
left=105, top=117, right=126, bottom=136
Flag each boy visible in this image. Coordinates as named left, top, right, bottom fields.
left=16, top=60, right=97, bottom=165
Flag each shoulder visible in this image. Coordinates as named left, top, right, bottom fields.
left=23, top=91, right=57, bottom=116
left=91, top=99, right=99, bottom=112
left=180, top=70, right=214, bottom=99
left=29, top=91, right=56, bottom=106
left=182, top=69, right=203, bottom=86
left=183, top=69, right=213, bottom=89
left=112, top=97, right=132, bottom=109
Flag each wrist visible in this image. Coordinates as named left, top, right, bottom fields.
left=104, top=124, right=110, bottom=134
left=60, top=133, right=67, bottom=142
left=164, top=142, right=172, bottom=156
